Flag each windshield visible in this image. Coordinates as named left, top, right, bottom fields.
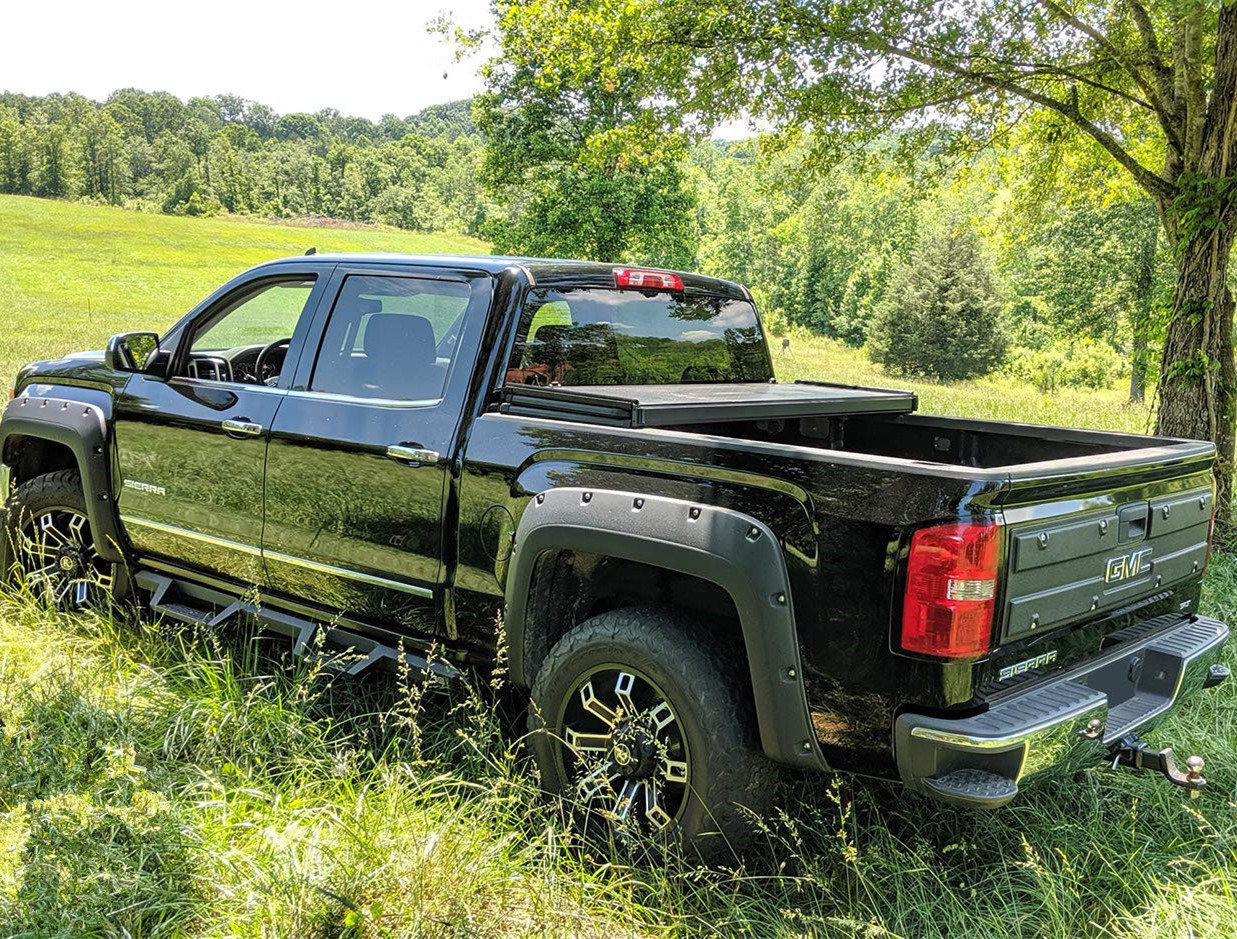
left=506, top=287, right=773, bottom=387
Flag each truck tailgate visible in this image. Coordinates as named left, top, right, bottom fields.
left=992, top=451, right=1215, bottom=675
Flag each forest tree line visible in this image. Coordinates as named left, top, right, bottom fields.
left=0, top=87, right=1165, bottom=401
left=0, top=91, right=488, bottom=234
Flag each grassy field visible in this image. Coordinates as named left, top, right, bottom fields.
left=0, top=195, right=486, bottom=392
left=771, top=333, right=1153, bottom=436
left=0, top=197, right=1234, bottom=937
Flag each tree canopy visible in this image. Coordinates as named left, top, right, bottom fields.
left=468, top=0, right=1237, bottom=527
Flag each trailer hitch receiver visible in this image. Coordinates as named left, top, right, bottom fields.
left=1110, top=734, right=1206, bottom=797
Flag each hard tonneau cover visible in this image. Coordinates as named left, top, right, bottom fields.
left=498, top=380, right=918, bottom=428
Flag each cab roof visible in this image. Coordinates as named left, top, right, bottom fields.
left=262, top=253, right=751, bottom=300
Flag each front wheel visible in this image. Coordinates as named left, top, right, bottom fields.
left=0, top=469, right=127, bottom=609
left=528, top=607, right=778, bottom=861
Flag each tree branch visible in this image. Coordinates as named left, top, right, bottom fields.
left=1038, top=0, right=1182, bottom=154
left=865, top=32, right=1175, bottom=202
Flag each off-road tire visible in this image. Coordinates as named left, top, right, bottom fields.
left=0, top=469, right=131, bottom=607
left=529, top=606, right=779, bottom=861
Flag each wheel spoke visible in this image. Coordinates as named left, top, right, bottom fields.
left=579, top=679, right=619, bottom=727
left=614, top=671, right=637, bottom=718
left=37, top=514, right=69, bottom=548
left=613, top=779, right=640, bottom=821
left=71, top=580, right=89, bottom=607
left=565, top=727, right=611, bottom=754
left=17, top=532, right=57, bottom=562
left=52, top=576, right=72, bottom=604
left=644, top=779, right=673, bottom=830
left=576, top=761, right=618, bottom=800
left=662, top=758, right=689, bottom=785
left=66, top=513, right=87, bottom=544
left=648, top=700, right=676, bottom=732
left=24, top=563, right=58, bottom=590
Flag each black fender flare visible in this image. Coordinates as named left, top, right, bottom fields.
left=0, top=392, right=126, bottom=562
left=504, top=486, right=826, bottom=771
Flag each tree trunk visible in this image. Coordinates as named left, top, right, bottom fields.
left=1129, top=221, right=1158, bottom=403
left=1129, top=330, right=1147, bottom=403
left=1154, top=226, right=1237, bottom=537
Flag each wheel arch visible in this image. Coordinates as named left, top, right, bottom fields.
left=0, top=389, right=125, bottom=562
left=504, top=486, right=826, bottom=770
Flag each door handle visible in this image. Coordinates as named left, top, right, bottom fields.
left=222, top=418, right=264, bottom=437
left=386, top=445, right=439, bottom=466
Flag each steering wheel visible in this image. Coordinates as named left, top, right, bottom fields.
left=255, top=337, right=292, bottom=386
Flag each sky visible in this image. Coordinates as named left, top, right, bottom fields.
left=1, top=0, right=495, bottom=120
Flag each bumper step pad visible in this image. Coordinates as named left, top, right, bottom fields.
left=923, top=769, right=1019, bottom=808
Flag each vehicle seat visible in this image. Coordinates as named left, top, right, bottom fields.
left=354, top=313, right=447, bottom=400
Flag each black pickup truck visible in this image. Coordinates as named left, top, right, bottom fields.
left=1, top=255, right=1230, bottom=857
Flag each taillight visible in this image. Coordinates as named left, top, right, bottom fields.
left=901, top=521, right=1001, bottom=658
left=614, top=267, right=684, bottom=291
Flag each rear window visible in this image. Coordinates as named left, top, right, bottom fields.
left=506, top=287, right=773, bottom=386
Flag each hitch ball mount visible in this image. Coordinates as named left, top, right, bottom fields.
left=1109, top=733, right=1207, bottom=797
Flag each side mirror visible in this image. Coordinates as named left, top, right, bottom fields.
left=104, top=332, right=160, bottom=372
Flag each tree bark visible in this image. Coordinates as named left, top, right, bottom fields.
left=1154, top=225, right=1237, bottom=536
left=1129, top=220, right=1157, bottom=403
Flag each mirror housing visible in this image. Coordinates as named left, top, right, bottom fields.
left=104, top=332, right=160, bottom=372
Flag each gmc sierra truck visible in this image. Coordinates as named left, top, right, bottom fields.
left=1, top=255, right=1230, bottom=858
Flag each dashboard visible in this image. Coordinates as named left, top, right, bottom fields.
left=186, top=341, right=289, bottom=386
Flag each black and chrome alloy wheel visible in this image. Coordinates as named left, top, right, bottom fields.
left=13, top=506, right=115, bottom=608
left=1, top=470, right=124, bottom=609
left=559, top=665, right=690, bottom=831
left=530, top=607, right=779, bottom=861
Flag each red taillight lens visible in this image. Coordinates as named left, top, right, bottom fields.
left=901, top=522, right=1001, bottom=658
left=614, top=267, right=684, bottom=291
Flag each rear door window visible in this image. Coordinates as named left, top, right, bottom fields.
left=310, top=275, right=473, bottom=402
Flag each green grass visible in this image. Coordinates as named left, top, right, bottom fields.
left=0, top=194, right=487, bottom=392
left=1, top=197, right=1235, bottom=936
left=772, top=331, right=1152, bottom=435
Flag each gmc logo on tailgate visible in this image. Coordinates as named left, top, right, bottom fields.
left=1104, top=547, right=1152, bottom=584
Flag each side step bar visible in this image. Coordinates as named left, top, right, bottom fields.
left=135, top=571, right=459, bottom=685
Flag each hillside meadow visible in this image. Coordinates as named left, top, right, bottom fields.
left=0, top=195, right=486, bottom=391
left=0, top=196, right=1232, bottom=937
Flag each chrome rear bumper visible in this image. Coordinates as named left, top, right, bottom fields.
left=895, top=615, right=1228, bottom=806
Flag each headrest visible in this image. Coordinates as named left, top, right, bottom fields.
left=362, top=313, right=436, bottom=365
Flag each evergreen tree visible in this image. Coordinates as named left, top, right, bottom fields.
left=867, top=226, right=1005, bottom=381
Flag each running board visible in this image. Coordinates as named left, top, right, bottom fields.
left=134, top=571, right=458, bottom=684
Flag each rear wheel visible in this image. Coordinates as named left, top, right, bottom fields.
left=529, top=606, right=778, bottom=861
left=1, top=470, right=127, bottom=609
